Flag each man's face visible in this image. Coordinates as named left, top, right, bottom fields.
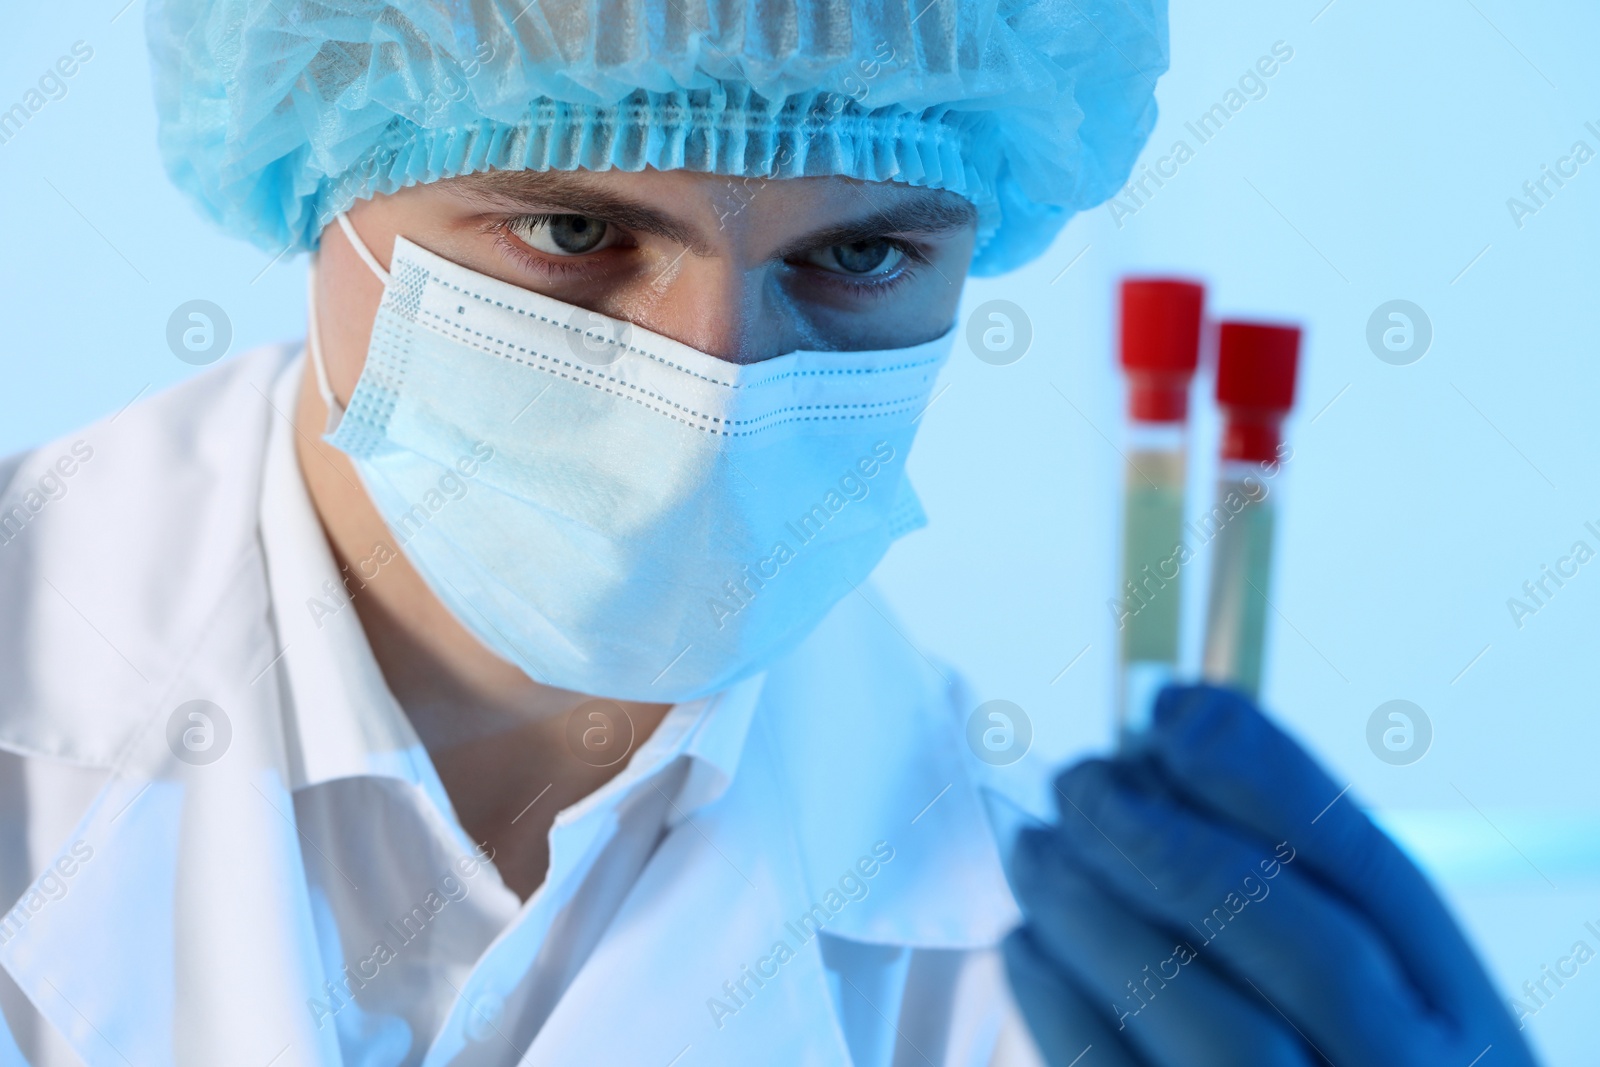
left=316, top=166, right=978, bottom=393
left=291, top=164, right=982, bottom=749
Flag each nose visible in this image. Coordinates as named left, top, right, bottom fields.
left=621, top=260, right=805, bottom=365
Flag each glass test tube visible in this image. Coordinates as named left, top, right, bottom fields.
left=1200, top=458, right=1278, bottom=697
left=1200, top=321, right=1302, bottom=700
left=1115, top=279, right=1205, bottom=746
left=1120, top=420, right=1186, bottom=738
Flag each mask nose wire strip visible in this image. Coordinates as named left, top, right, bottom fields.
left=305, top=259, right=343, bottom=432
left=336, top=211, right=392, bottom=286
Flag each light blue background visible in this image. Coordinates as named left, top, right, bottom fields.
left=2, top=0, right=1597, bottom=1062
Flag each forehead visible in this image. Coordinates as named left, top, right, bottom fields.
left=443, top=167, right=977, bottom=255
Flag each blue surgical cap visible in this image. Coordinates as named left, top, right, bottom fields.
left=148, top=0, right=1168, bottom=276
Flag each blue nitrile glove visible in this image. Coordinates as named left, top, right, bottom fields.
left=1002, top=683, right=1538, bottom=1067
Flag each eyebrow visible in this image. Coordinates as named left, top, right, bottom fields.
left=456, top=170, right=710, bottom=252
left=452, top=170, right=976, bottom=258
left=770, top=194, right=976, bottom=260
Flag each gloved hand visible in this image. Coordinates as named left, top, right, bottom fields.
left=1002, top=683, right=1538, bottom=1067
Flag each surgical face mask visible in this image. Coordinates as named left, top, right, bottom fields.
left=308, top=215, right=953, bottom=702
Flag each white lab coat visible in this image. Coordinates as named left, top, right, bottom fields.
left=0, top=344, right=1032, bottom=1066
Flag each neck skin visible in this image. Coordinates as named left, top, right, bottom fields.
left=292, top=251, right=672, bottom=903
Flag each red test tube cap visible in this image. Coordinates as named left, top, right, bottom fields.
left=1119, top=278, right=1205, bottom=422
left=1215, top=320, right=1302, bottom=463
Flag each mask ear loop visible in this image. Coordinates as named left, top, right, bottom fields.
left=305, top=258, right=344, bottom=436
left=307, top=213, right=392, bottom=435
left=336, top=211, right=392, bottom=286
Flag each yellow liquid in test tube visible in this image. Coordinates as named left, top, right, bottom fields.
left=1118, top=440, right=1185, bottom=743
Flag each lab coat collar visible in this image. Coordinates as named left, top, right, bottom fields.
left=517, top=590, right=1021, bottom=1063
left=258, top=347, right=434, bottom=792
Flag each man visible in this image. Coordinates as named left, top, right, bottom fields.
left=0, top=0, right=1535, bottom=1064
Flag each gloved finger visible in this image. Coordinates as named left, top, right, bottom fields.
left=1052, top=760, right=1451, bottom=1067
left=1141, top=684, right=1508, bottom=1018
left=1002, top=925, right=1147, bottom=1067
left=1010, top=827, right=1318, bottom=1067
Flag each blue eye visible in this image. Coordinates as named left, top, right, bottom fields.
left=508, top=214, right=616, bottom=256
left=806, top=239, right=904, bottom=276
